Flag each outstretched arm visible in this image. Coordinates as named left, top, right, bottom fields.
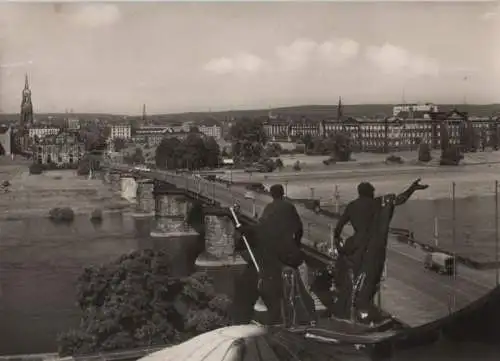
left=394, top=178, right=429, bottom=206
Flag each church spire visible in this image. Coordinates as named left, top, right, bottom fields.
left=337, top=96, right=343, bottom=121
left=20, top=73, right=34, bottom=129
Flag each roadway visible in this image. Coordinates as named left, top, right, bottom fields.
left=111, top=165, right=497, bottom=328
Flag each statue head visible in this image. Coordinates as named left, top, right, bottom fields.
left=357, top=182, right=375, bottom=199
left=270, top=184, right=285, bottom=200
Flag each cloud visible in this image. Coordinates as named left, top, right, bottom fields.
left=275, top=38, right=318, bottom=71
left=481, top=12, right=497, bottom=20
left=275, top=37, right=359, bottom=71
left=203, top=37, right=360, bottom=75
left=69, top=4, right=121, bottom=28
left=203, top=53, right=264, bottom=75
left=365, top=43, right=440, bottom=77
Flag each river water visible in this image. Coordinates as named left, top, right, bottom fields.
left=0, top=211, right=499, bottom=360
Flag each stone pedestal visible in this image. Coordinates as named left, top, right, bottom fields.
left=151, top=192, right=196, bottom=237
left=133, top=180, right=155, bottom=217
left=195, top=215, right=245, bottom=267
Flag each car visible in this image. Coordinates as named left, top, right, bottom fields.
left=424, top=252, right=456, bottom=275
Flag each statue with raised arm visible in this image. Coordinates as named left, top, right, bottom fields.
left=330, top=178, right=429, bottom=324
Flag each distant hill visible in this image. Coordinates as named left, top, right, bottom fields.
left=0, top=103, right=499, bottom=124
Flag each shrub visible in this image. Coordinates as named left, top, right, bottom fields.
left=57, top=250, right=230, bottom=356
left=49, top=207, right=75, bottom=223
left=29, top=163, right=44, bottom=175
left=275, top=158, right=284, bottom=169
left=385, top=154, right=404, bottom=164
left=440, top=145, right=463, bottom=166
left=418, top=143, right=432, bottom=162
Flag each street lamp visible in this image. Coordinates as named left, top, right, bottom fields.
left=496, top=180, right=499, bottom=286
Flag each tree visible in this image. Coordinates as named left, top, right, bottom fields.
left=182, top=133, right=207, bottom=169
left=112, top=138, right=127, bottom=152
left=156, top=137, right=182, bottom=169
left=57, top=250, right=230, bottom=356
left=323, top=132, right=352, bottom=161
left=301, top=134, right=314, bottom=152
left=132, top=147, right=145, bottom=164
left=229, top=118, right=267, bottom=161
left=203, top=136, right=220, bottom=168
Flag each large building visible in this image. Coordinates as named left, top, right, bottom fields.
left=110, top=124, right=132, bottom=140
left=33, top=132, right=85, bottom=165
left=132, top=126, right=169, bottom=147
left=28, top=125, right=60, bottom=139
left=198, top=124, right=222, bottom=140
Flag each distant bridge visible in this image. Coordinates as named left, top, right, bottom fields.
left=105, top=163, right=500, bottom=335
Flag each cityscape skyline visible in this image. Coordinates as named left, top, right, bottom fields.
left=0, top=2, right=499, bottom=115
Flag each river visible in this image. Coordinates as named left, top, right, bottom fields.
left=0, top=210, right=499, bottom=360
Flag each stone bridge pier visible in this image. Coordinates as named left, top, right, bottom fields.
left=133, top=179, right=155, bottom=217
left=195, top=214, right=245, bottom=268
left=107, top=171, right=122, bottom=194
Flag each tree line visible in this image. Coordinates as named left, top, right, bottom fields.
left=155, top=133, right=220, bottom=170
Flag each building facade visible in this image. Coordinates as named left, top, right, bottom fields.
left=28, top=126, right=61, bottom=139
left=132, top=126, right=169, bottom=147
left=110, top=124, right=132, bottom=140
left=198, top=124, right=222, bottom=139
left=33, top=132, right=85, bottom=165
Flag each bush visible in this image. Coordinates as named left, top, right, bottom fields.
left=275, top=158, right=283, bottom=169
left=49, top=207, right=75, bottom=223
left=29, top=163, right=44, bottom=175
left=385, top=154, right=404, bottom=164
left=418, top=143, right=432, bottom=162
left=57, top=250, right=230, bottom=356
left=440, top=145, right=463, bottom=166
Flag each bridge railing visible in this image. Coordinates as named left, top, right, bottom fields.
left=110, top=165, right=335, bottom=249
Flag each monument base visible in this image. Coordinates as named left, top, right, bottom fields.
left=253, top=292, right=327, bottom=312
left=195, top=252, right=247, bottom=268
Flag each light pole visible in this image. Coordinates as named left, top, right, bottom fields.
left=451, top=182, right=457, bottom=312
left=496, top=180, right=499, bottom=286
left=334, top=185, right=340, bottom=214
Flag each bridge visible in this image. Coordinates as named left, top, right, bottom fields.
left=103, top=164, right=500, bottom=334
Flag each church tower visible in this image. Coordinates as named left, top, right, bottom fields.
left=20, top=73, right=33, bottom=129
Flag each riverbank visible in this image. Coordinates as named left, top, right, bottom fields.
left=0, top=165, right=130, bottom=219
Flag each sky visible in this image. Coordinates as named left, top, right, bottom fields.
left=0, top=1, right=499, bottom=115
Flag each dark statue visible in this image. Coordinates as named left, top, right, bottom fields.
left=322, top=178, right=429, bottom=324
left=230, top=184, right=317, bottom=327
